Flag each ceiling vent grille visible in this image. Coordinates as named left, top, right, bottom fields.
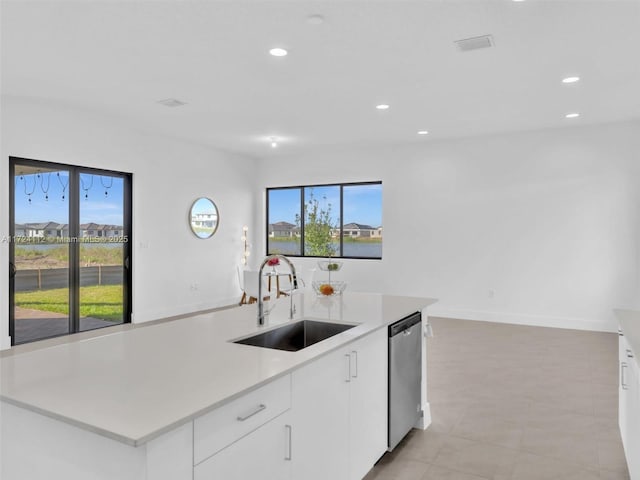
left=157, top=98, right=187, bottom=107
left=455, top=35, right=494, bottom=52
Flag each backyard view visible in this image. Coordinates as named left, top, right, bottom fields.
left=14, top=244, right=124, bottom=322
left=11, top=162, right=129, bottom=344
left=268, top=183, right=382, bottom=258
left=268, top=234, right=382, bottom=257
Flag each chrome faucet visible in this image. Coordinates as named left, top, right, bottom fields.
left=257, top=255, right=299, bottom=326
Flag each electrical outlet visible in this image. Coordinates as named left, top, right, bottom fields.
left=190, top=283, right=199, bottom=291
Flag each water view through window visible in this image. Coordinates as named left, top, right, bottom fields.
left=267, top=182, right=382, bottom=259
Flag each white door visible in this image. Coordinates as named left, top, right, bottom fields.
left=291, top=347, right=350, bottom=480
left=194, top=412, right=292, bottom=480
left=348, top=329, right=388, bottom=480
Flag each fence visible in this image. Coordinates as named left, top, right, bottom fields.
left=14, top=266, right=124, bottom=292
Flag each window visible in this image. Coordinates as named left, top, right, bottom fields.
left=267, top=181, right=382, bottom=259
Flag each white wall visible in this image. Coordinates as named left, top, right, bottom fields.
left=257, top=121, right=640, bottom=332
left=2, top=97, right=638, bottom=346
left=1, top=96, right=257, bottom=349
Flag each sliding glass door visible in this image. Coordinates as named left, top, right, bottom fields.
left=78, top=172, right=128, bottom=332
left=10, top=163, right=72, bottom=343
left=9, top=157, right=132, bottom=345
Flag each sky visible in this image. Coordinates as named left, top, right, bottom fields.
left=14, top=172, right=125, bottom=225
left=191, top=197, right=218, bottom=216
left=268, top=184, right=382, bottom=227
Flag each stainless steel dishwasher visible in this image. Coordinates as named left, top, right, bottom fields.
left=388, top=311, right=423, bottom=451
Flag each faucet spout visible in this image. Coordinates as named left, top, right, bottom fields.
left=257, top=255, right=298, bottom=326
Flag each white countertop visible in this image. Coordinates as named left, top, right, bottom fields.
left=0, top=292, right=436, bottom=447
left=616, top=309, right=640, bottom=368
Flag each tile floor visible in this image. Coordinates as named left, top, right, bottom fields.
left=365, top=317, right=629, bottom=480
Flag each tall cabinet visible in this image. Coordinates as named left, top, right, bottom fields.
left=291, top=328, right=388, bottom=480
left=619, top=327, right=640, bottom=480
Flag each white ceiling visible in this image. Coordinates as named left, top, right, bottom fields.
left=2, top=0, right=639, bottom=157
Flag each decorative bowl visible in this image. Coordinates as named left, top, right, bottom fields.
left=317, top=261, right=343, bottom=272
left=312, top=280, right=347, bottom=296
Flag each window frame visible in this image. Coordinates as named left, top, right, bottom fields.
left=9, top=156, right=133, bottom=345
left=266, top=180, right=382, bottom=260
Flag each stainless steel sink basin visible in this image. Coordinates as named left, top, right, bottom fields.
left=234, top=320, right=356, bottom=352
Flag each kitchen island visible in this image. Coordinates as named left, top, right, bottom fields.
left=1, top=292, right=437, bottom=480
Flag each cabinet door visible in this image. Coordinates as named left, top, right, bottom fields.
left=625, top=354, right=640, bottom=479
left=291, top=347, right=350, bottom=480
left=618, top=331, right=628, bottom=442
left=620, top=333, right=629, bottom=444
left=348, top=329, right=388, bottom=480
left=194, top=411, right=292, bottom=480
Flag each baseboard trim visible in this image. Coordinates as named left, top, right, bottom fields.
left=426, top=306, right=615, bottom=333
left=415, top=401, right=431, bottom=431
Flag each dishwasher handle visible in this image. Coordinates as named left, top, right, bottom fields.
left=389, top=312, right=422, bottom=337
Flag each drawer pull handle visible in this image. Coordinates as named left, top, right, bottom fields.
left=622, top=363, right=629, bottom=390
left=237, top=404, right=266, bottom=421
left=627, top=349, right=634, bottom=359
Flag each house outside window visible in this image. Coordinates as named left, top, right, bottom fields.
left=267, top=181, right=382, bottom=259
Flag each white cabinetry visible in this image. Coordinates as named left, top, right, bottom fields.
left=619, top=329, right=640, bottom=480
left=291, top=341, right=351, bottom=480
left=193, top=375, right=291, bottom=463
left=291, top=328, right=387, bottom=480
left=348, top=329, right=388, bottom=480
left=194, top=411, right=292, bottom=480
left=1, top=327, right=393, bottom=480
left=193, top=374, right=292, bottom=479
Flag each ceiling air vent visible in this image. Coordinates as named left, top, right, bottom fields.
left=455, top=35, right=494, bottom=52
left=157, top=98, right=187, bottom=107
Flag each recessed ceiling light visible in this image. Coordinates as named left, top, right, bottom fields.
left=565, top=113, right=580, bottom=118
left=417, top=130, right=429, bottom=135
left=270, top=137, right=278, bottom=148
left=269, top=48, right=288, bottom=57
left=562, top=76, right=580, bottom=84
left=455, top=35, right=494, bottom=52
left=157, top=98, right=187, bottom=107
left=376, top=104, right=390, bottom=110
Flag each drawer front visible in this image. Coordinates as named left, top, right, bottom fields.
left=194, top=411, right=292, bottom=480
left=194, top=374, right=291, bottom=465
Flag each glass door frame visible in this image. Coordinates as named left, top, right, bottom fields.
left=8, top=156, right=132, bottom=345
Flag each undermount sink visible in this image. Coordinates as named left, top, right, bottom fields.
left=233, top=320, right=356, bottom=352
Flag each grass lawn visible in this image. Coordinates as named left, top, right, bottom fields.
left=16, top=285, right=123, bottom=322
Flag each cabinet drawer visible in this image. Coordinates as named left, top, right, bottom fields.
left=194, top=374, right=291, bottom=465
left=194, top=411, right=292, bottom=480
